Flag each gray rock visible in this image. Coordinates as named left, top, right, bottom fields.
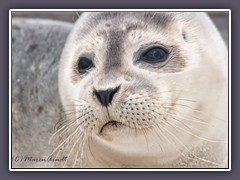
left=12, top=18, right=73, bottom=168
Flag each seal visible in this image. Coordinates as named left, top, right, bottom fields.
left=53, top=12, right=228, bottom=168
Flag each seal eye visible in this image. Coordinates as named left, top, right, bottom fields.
left=77, top=57, right=94, bottom=74
left=141, top=47, right=169, bottom=64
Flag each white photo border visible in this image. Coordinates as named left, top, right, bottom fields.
left=9, top=9, right=231, bottom=171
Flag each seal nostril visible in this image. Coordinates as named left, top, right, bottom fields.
left=93, top=86, right=120, bottom=107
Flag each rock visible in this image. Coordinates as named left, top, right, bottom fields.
left=11, top=18, right=72, bottom=168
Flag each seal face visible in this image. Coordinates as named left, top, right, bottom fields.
left=53, top=12, right=228, bottom=168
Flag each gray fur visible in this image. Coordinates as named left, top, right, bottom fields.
left=80, top=12, right=175, bottom=30
left=104, top=30, right=125, bottom=72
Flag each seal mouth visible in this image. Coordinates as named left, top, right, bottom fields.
left=100, top=120, right=122, bottom=133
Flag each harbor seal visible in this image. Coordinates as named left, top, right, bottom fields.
left=53, top=12, right=228, bottom=168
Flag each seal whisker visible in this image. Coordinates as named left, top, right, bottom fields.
left=51, top=112, right=87, bottom=141
left=53, top=112, right=77, bottom=130
left=63, top=130, right=82, bottom=168
left=56, top=123, right=89, bottom=168
left=150, top=119, right=195, bottom=163
left=173, top=109, right=212, bottom=125
left=167, top=119, right=227, bottom=143
left=172, top=109, right=228, bottom=136
left=48, top=124, right=81, bottom=159
left=69, top=97, right=89, bottom=104
left=150, top=126, right=164, bottom=153
left=49, top=121, right=77, bottom=144
left=73, top=143, right=80, bottom=168
left=152, top=108, right=227, bottom=144
left=45, top=122, right=80, bottom=168
left=71, top=125, right=90, bottom=168
left=87, top=129, right=96, bottom=165
left=137, top=122, right=150, bottom=152
left=156, top=120, right=220, bottom=166
left=164, top=103, right=226, bottom=123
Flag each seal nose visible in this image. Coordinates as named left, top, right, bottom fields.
left=93, top=86, right=120, bottom=107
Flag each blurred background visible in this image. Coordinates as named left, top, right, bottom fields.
left=12, top=11, right=229, bottom=45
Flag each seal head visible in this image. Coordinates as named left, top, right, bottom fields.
left=56, top=12, right=228, bottom=168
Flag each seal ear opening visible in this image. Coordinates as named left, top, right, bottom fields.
left=182, top=30, right=187, bottom=42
